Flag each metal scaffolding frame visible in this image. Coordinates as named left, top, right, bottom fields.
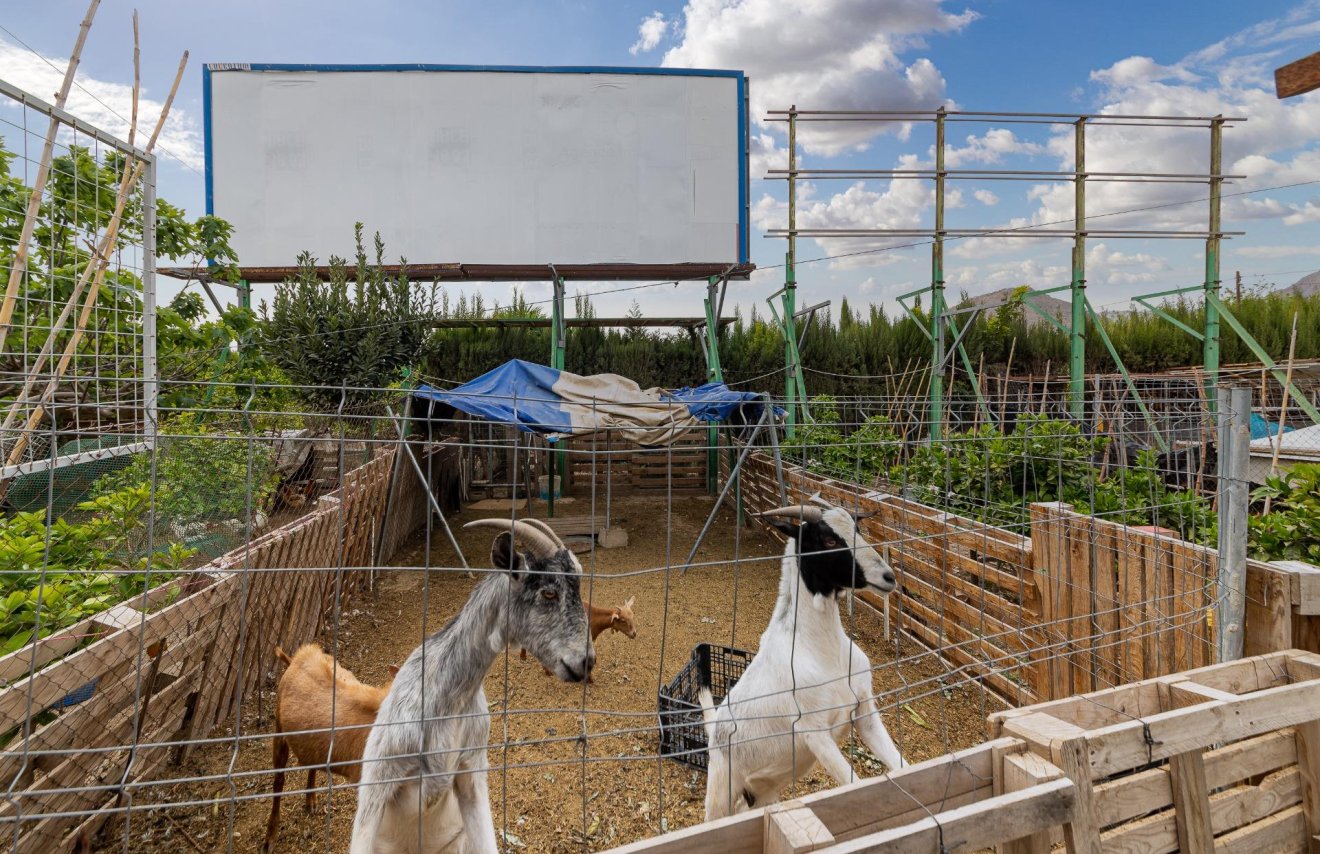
left=765, top=107, right=1247, bottom=441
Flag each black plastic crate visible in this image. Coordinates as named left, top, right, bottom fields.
left=657, top=643, right=753, bottom=771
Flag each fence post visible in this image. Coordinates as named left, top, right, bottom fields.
left=1215, top=384, right=1251, bottom=662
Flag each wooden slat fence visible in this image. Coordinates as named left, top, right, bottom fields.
left=724, top=446, right=1320, bottom=709
left=563, top=434, right=708, bottom=496
left=0, top=436, right=453, bottom=852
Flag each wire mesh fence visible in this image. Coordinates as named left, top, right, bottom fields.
left=0, top=369, right=1314, bottom=853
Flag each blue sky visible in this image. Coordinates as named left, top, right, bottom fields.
left=3, top=0, right=1319, bottom=322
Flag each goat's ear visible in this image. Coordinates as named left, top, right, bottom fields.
left=763, top=518, right=802, bottom=538
left=849, top=509, right=878, bottom=521
left=387, top=664, right=400, bottom=677
left=490, top=532, right=527, bottom=579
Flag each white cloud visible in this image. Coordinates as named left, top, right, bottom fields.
left=973, top=189, right=999, bottom=206
left=629, top=12, right=670, bottom=56
left=1024, top=9, right=1320, bottom=237
left=659, top=0, right=975, bottom=155
left=1284, top=200, right=1320, bottom=225
left=0, top=37, right=203, bottom=171
left=1235, top=244, right=1320, bottom=257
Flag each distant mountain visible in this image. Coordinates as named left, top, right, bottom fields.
left=1280, top=270, right=1320, bottom=297
left=958, top=287, right=1072, bottom=328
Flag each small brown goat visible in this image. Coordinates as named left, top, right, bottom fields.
left=520, top=597, right=637, bottom=682
left=263, top=644, right=398, bottom=854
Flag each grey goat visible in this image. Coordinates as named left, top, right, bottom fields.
left=349, top=518, right=595, bottom=854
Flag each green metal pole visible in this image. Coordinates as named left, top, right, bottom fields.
left=929, top=107, right=946, bottom=442
left=784, top=106, right=799, bottom=440
left=1204, top=116, right=1224, bottom=413
left=1069, top=118, right=1087, bottom=420
left=549, top=276, right=566, bottom=517
left=705, top=276, right=724, bottom=494
left=239, top=278, right=251, bottom=311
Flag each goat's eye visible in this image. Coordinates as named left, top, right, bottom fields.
left=824, top=537, right=841, bottom=548
left=540, top=589, right=559, bottom=601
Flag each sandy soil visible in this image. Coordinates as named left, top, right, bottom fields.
left=97, top=495, right=993, bottom=853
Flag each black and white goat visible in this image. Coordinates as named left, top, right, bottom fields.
left=349, top=518, right=595, bottom=854
left=699, top=498, right=906, bottom=820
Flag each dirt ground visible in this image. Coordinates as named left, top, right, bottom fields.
left=100, top=495, right=994, bottom=853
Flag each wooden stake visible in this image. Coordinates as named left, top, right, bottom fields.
left=1265, top=311, right=1300, bottom=513
left=2, top=50, right=187, bottom=475
left=1039, top=360, right=1051, bottom=415
left=0, top=16, right=143, bottom=437
left=1002, top=336, right=1017, bottom=427
left=0, top=0, right=102, bottom=354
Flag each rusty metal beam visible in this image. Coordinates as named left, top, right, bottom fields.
left=159, top=262, right=755, bottom=284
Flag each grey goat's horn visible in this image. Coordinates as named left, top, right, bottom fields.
left=515, top=518, right=567, bottom=550
left=463, top=519, right=561, bottom=557
left=756, top=505, right=824, bottom=523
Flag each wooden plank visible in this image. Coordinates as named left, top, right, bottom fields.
left=1276, top=51, right=1320, bottom=98
left=1082, top=678, right=1320, bottom=778
left=1168, top=747, right=1215, bottom=853
left=766, top=804, right=835, bottom=853
left=1275, top=560, right=1320, bottom=616
left=1215, top=804, right=1306, bottom=854
left=804, top=739, right=1004, bottom=840
left=1000, top=751, right=1063, bottom=854
left=1295, top=719, right=1320, bottom=844
left=1116, top=524, right=1145, bottom=683
left=1048, top=737, right=1102, bottom=854
left=1094, top=728, right=1299, bottom=828
left=809, top=777, right=1075, bottom=854
left=1247, top=566, right=1294, bottom=656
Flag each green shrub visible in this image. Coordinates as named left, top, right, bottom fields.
left=0, top=486, right=195, bottom=656
left=92, top=418, right=279, bottom=526
left=1250, top=464, right=1320, bottom=562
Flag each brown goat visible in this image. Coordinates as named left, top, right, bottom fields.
left=520, top=597, right=637, bottom=682
left=263, top=644, right=398, bottom=854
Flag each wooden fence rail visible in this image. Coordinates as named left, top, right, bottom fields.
left=0, top=438, right=453, bottom=852
left=724, top=446, right=1320, bottom=707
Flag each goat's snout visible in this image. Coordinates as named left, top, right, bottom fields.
left=560, top=651, right=595, bottom=683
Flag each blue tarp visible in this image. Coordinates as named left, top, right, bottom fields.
left=1251, top=412, right=1297, bottom=440
left=413, top=360, right=777, bottom=446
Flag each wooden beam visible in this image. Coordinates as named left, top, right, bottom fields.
left=1276, top=51, right=1320, bottom=98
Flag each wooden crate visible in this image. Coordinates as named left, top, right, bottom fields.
left=600, top=737, right=1078, bottom=853
left=990, top=649, right=1320, bottom=854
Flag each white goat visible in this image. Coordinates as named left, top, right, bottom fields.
left=350, top=519, right=595, bottom=854
left=699, top=499, right=906, bottom=820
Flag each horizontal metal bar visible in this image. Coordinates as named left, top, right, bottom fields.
left=1129, top=285, right=1205, bottom=300
left=766, top=229, right=1244, bottom=238
left=429, top=316, right=735, bottom=329
left=766, top=117, right=1245, bottom=129
left=161, top=262, right=757, bottom=284
left=1, top=441, right=151, bottom=480
left=765, top=108, right=1245, bottom=121
left=793, top=299, right=830, bottom=320
left=767, top=169, right=1244, bottom=180
left=0, top=78, right=156, bottom=163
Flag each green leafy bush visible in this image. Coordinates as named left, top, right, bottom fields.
left=261, top=224, right=436, bottom=409
left=92, top=418, right=279, bottom=526
left=1250, top=464, right=1320, bottom=562
left=0, top=486, right=195, bottom=656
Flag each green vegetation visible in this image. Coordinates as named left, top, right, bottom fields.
left=261, top=224, right=436, bottom=409
left=92, top=417, right=279, bottom=528
left=0, top=486, right=195, bottom=656
left=788, top=399, right=1217, bottom=541
left=421, top=288, right=1320, bottom=395
left=1250, top=464, right=1320, bottom=563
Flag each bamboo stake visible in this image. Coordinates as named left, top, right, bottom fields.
left=0, top=16, right=143, bottom=436
left=1039, top=360, right=1051, bottom=415
left=3, top=50, right=187, bottom=476
left=1001, top=336, right=1016, bottom=427
left=1264, top=311, right=1300, bottom=513
left=0, top=0, right=102, bottom=354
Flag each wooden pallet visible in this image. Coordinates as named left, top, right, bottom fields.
left=600, top=738, right=1078, bottom=853
left=989, top=649, right=1320, bottom=854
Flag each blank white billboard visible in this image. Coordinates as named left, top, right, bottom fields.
left=204, top=64, right=749, bottom=271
